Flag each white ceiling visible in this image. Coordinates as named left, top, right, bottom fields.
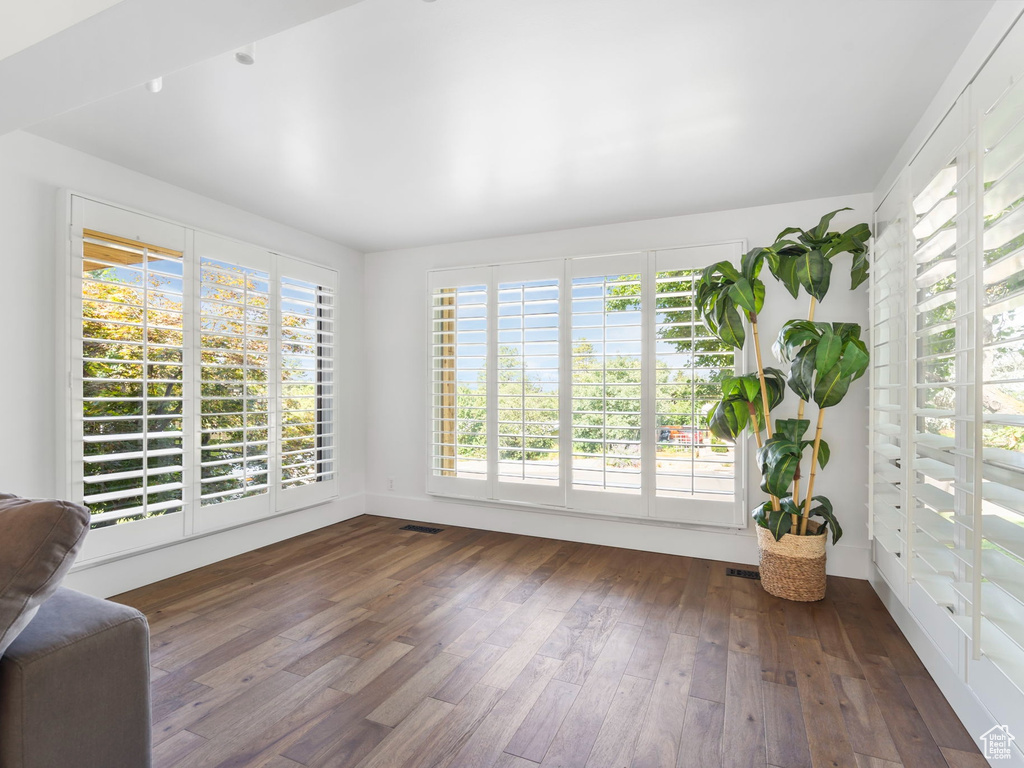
left=0, top=0, right=124, bottom=61
left=0, top=0, right=364, bottom=135
left=30, top=0, right=993, bottom=253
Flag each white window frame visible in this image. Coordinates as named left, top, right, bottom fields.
left=59, top=191, right=340, bottom=564
left=425, top=242, right=747, bottom=529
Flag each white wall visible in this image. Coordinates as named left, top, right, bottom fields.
left=0, top=130, right=366, bottom=595
left=364, top=193, right=874, bottom=578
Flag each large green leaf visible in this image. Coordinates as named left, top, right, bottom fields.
left=775, top=418, right=810, bottom=443
left=716, top=261, right=741, bottom=281
left=752, top=280, right=765, bottom=315
left=708, top=398, right=748, bottom=442
left=850, top=248, right=870, bottom=290
left=728, top=278, right=759, bottom=316
left=815, top=327, right=842, bottom=374
left=775, top=226, right=804, bottom=242
left=788, top=346, right=816, bottom=402
left=798, top=438, right=830, bottom=469
left=809, top=207, right=852, bottom=241
left=795, top=249, right=832, bottom=300
left=831, top=322, right=861, bottom=340
left=772, top=253, right=802, bottom=299
left=765, top=504, right=793, bottom=541
left=717, top=303, right=746, bottom=349
left=762, top=367, right=787, bottom=409
left=809, top=496, right=842, bottom=544
left=720, top=376, right=741, bottom=399
left=762, top=210, right=871, bottom=302
left=825, top=222, right=870, bottom=259
left=839, top=338, right=870, bottom=381
left=740, top=248, right=765, bottom=281
left=813, top=363, right=853, bottom=408
left=774, top=320, right=817, bottom=362
left=814, top=439, right=830, bottom=469
left=759, top=442, right=801, bottom=497
left=752, top=500, right=769, bottom=529
left=739, top=375, right=761, bottom=403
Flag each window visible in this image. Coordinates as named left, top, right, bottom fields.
left=279, top=264, right=336, bottom=509
left=653, top=256, right=737, bottom=512
left=571, top=264, right=644, bottom=507
left=79, top=226, right=188, bottom=534
left=197, top=234, right=273, bottom=523
left=430, top=270, right=489, bottom=495
left=496, top=264, right=562, bottom=506
left=427, top=244, right=744, bottom=527
left=65, top=196, right=338, bottom=561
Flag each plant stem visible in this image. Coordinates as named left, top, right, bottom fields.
left=750, top=315, right=784, bottom=517
left=750, top=319, right=773, bottom=441
left=745, top=403, right=763, bottom=450
left=800, top=408, right=827, bottom=535
left=792, top=296, right=818, bottom=529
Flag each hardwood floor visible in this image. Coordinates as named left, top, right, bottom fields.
left=113, top=515, right=984, bottom=768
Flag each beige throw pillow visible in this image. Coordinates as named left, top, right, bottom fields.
left=0, top=493, right=90, bottom=656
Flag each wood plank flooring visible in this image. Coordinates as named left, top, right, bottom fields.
left=114, top=515, right=983, bottom=768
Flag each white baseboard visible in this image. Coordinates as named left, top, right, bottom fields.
left=366, top=493, right=871, bottom=579
left=64, top=493, right=365, bottom=598
left=870, top=568, right=1024, bottom=767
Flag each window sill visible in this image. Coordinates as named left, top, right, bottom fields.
left=423, top=489, right=749, bottom=533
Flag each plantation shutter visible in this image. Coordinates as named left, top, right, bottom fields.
left=71, top=197, right=189, bottom=560
left=870, top=17, right=1024, bottom=719
left=494, top=260, right=564, bottom=506
left=427, top=267, right=492, bottom=498
left=567, top=253, right=646, bottom=517
left=966, top=49, right=1024, bottom=695
left=278, top=257, right=339, bottom=510
left=870, top=174, right=911, bottom=587
left=906, top=96, right=970, bottom=612
left=426, top=250, right=744, bottom=525
left=194, top=232, right=274, bottom=531
left=652, top=243, right=744, bottom=525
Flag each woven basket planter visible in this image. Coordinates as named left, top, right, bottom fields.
left=756, top=520, right=827, bottom=602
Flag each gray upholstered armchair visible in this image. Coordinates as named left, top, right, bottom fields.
left=0, top=495, right=152, bottom=768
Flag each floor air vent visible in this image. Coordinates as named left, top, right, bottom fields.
left=726, top=567, right=761, bottom=580
left=400, top=524, right=444, bottom=534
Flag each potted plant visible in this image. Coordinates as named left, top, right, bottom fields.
left=695, top=209, right=871, bottom=601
